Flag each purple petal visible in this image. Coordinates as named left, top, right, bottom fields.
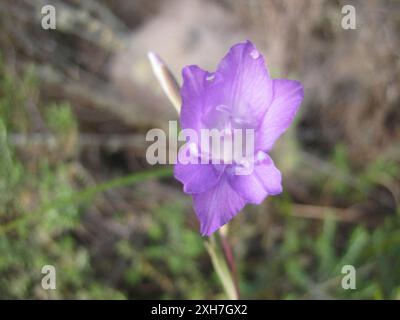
left=209, top=40, right=274, bottom=126
left=174, top=145, right=221, bottom=194
left=227, top=154, right=282, bottom=204
left=255, top=79, right=304, bottom=151
left=180, top=65, right=210, bottom=132
left=193, top=176, right=246, bottom=236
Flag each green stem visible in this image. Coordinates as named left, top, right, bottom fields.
left=219, top=230, right=240, bottom=299
left=205, top=232, right=239, bottom=300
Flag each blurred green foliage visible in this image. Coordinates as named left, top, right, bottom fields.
left=0, top=61, right=123, bottom=298
left=0, top=57, right=400, bottom=299
left=239, top=145, right=400, bottom=299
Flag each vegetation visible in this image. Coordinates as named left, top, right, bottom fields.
left=1, top=56, right=399, bottom=299
left=1, top=0, right=400, bottom=300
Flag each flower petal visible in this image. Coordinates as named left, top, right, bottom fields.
left=174, top=144, right=221, bottom=194
left=227, top=154, right=282, bottom=204
left=180, top=65, right=210, bottom=132
left=193, top=176, right=246, bottom=236
left=209, top=40, right=273, bottom=126
left=255, top=79, right=304, bottom=151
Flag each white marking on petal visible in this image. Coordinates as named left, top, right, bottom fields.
left=206, top=74, right=215, bottom=81
left=256, top=151, right=267, bottom=162
left=215, top=104, right=230, bottom=113
left=250, top=49, right=260, bottom=59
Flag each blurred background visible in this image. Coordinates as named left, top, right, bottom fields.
left=0, top=0, right=399, bottom=299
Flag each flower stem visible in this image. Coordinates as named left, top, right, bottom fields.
left=218, top=227, right=240, bottom=299
left=205, top=233, right=238, bottom=300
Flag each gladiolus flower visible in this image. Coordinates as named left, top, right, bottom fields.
left=174, top=40, right=304, bottom=236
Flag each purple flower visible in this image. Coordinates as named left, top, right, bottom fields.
left=174, top=41, right=304, bottom=236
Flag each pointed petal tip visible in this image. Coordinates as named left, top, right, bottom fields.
left=200, top=223, right=223, bottom=237
left=147, top=51, right=162, bottom=68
